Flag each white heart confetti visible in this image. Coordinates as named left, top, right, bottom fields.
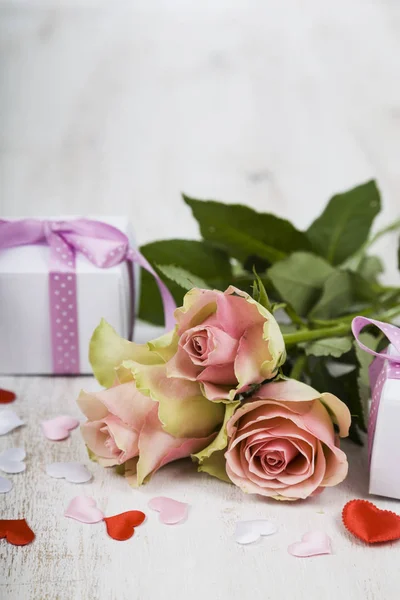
left=0, top=476, right=13, bottom=494
left=46, top=462, right=92, bottom=484
left=0, top=448, right=26, bottom=473
left=234, top=520, right=277, bottom=545
left=0, top=410, right=24, bottom=435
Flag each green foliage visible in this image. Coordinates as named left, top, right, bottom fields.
left=268, top=253, right=335, bottom=316
left=306, top=180, right=381, bottom=265
left=251, top=269, right=271, bottom=311
left=304, top=337, right=353, bottom=358
left=156, top=265, right=210, bottom=291
left=183, top=195, right=312, bottom=264
left=138, top=180, right=400, bottom=443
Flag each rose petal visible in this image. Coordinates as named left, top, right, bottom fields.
left=127, top=407, right=216, bottom=486
left=120, top=361, right=224, bottom=439
left=166, top=345, right=200, bottom=381
left=257, top=380, right=320, bottom=403
left=174, top=289, right=219, bottom=334
left=320, top=393, right=351, bottom=438
left=89, top=319, right=160, bottom=387
left=78, top=382, right=155, bottom=429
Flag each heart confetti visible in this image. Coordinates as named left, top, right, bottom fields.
left=288, top=531, right=332, bottom=558
left=148, top=496, right=189, bottom=525
left=104, top=511, right=146, bottom=541
left=0, top=477, right=13, bottom=494
left=65, top=496, right=104, bottom=524
left=46, top=462, right=92, bottom=483
left=0, top=519, right=35, bottom=546
left=0, top=389, right=16, bottom=404
left=0, top=410, right=24, bottom=435
left=343, top=499, right=400, bottom=544
left=0, top=448, right=26, bottom=474
left=41, top=416, right=79, bottom=441
left=234, top=519, right=277, bottom=545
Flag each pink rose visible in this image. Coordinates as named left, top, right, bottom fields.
left=225, top=379, right=351, bottom=500
left=78, top=380, right=216, bottom=486
left=167, top=286, right=285, bottom=401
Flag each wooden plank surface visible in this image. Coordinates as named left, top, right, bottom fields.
left=1, top=373, right=399, bottom=600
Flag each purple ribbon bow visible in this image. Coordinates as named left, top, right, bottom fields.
left=0, top=218, right=176, bottom=374
left=352, top=316, right=400, bottom=460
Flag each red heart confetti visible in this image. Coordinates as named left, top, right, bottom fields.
left=342, top=499, right=400, bottom=544
left=104, top=510, right=146, bottom=541
left=0, top=389, right=16, bottom=404
left=0, top=519, right=35, bottom=546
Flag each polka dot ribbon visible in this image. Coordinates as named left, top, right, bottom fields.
left=0, top=219, right=176, bottom=374
left=352, top=316, right=400, bottom=462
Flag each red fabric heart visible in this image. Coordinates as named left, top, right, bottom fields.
left=343, top=499, right=400, bottom=544
left=0, top=389, right=16, bottom=404
left=104, top=511, right=146, bottom=541
left=0, top=519, right=35, bottom=546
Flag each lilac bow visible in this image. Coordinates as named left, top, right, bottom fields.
left=0, top=219, right=176, bottom=374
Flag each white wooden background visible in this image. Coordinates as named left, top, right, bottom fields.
left=1, top=1, right=400, bottom=599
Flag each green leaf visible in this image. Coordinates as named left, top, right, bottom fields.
left=357, top=255, right=384, bottom=282
left=271, top=302, right=287, bottom=313
left=305, top=337, right=352, bottom=358
left=268, top=252, right=335, bottom=316
left=307, top=180, right=381, bottom=265
left=251, top=268, right=271, bottom=310
left=350, top=271, right=381, bottom=304
left=156, top=264, right=210, bottom=291
left=138, top=240, right=232, bottom=325
left=183, top=195, right=312, bottom=264
left=309, top=358, right=365, bottom=442
left=310, top=271, right=353, bottom=319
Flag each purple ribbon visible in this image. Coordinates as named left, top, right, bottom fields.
left=352, top=316, right=400, bottom=461
left=0, top=218, right=176, bottom=374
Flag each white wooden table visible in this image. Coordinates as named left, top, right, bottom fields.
left=1, top=372, right=400, bottom=600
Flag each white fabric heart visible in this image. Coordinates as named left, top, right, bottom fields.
left=0, top=448, right=26, bottom=473
left=0, top=476, right=13, bottom=493
left=46, top=462, right=92, bottom=483
left=234, top=520, right=277, bottom=545
left=0, top=410, right=24, bottom=435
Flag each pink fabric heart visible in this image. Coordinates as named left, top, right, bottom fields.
left=64, top=496, right=104, bottom=524
left=41, top=416, right=79, bottom=441
left=288, top=531, right=332, bottom=557
left=148, top=496, right=189, bottom=525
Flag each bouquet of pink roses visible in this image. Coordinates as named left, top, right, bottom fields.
left=78, top=285, right=351, bottom=501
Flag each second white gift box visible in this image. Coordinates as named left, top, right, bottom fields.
left=352, top=316, right=400, bottom=500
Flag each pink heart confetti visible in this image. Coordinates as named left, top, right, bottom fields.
left=64, top=496, right=104, bottom=524
left=0, top=410, right=24, bottom=436
left=46, top=462, right=92, bottom=483
left=234, top=520, right=277, bottom=545
left=41, top=416, right=79, bottom=441
left=288, top=531, right=332, bottom=558
left=148, top=496, right=189, bottom=525
left=0, top=476, right=12, bottom=494
left=0, top=448, right=26, bottom=474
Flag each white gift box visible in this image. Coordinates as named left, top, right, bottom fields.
left=369, top=344, right=400, bottom=499
left=0, top=217, right=138, bottom=375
